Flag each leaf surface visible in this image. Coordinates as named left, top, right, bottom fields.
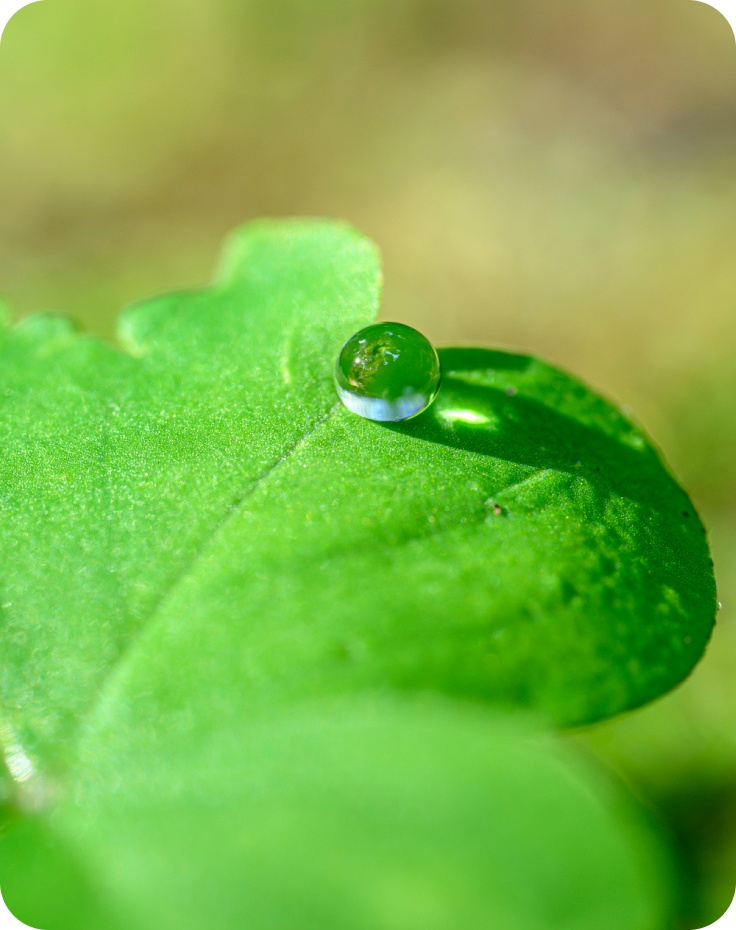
left=0, top=219, right=715, bottom=781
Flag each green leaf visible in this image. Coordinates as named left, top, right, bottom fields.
left=0, top=219, right=382, bottom=773
left=0, top=219, right=715, bottom=784
left=0, top=217, right=715, bottom=929
left=1, top=696, right=675, bottom=930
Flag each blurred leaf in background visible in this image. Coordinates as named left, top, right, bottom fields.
left=1, top=697, right=678, bottom=930
left=0, top=0, right=735, bottom=926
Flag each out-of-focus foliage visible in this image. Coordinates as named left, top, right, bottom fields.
left=0, top=1, right=734, bottom=926
left=2, top=697, right=677, bottom=930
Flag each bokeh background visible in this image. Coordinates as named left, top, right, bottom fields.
left=0, top=0, right=734, bottom=926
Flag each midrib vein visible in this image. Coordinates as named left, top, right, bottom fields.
left=75, top=402, right=341, bottom=740
left=69, top=427, right=553, bottom=762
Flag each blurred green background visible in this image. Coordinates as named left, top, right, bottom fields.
left=0, top=0, right=734, bottom=926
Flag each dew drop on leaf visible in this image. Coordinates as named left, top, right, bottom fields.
left=334, top=322, right=441, bottom=422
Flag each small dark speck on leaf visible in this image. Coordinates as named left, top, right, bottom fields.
left=682, top=511, right=690, bottom=518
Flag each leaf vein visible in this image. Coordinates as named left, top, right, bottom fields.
left=77, top=402, right=341, bottom=737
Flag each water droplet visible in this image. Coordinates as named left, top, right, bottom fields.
left=335, top=322, right=441, bottom=422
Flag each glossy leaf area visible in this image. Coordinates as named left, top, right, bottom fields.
left=0, top=220, right=715, bottom=928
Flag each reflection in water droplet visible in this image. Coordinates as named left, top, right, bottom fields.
left=335, top=323, right=441, bottom=422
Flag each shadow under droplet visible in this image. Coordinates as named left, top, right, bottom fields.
left=386, top=348, right=681, bottom=513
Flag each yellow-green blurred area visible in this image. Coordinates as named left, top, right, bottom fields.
left=0, top=0, right=734, bottom=926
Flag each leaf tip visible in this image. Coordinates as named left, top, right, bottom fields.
left=213, top=217, right=382, bottom=292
